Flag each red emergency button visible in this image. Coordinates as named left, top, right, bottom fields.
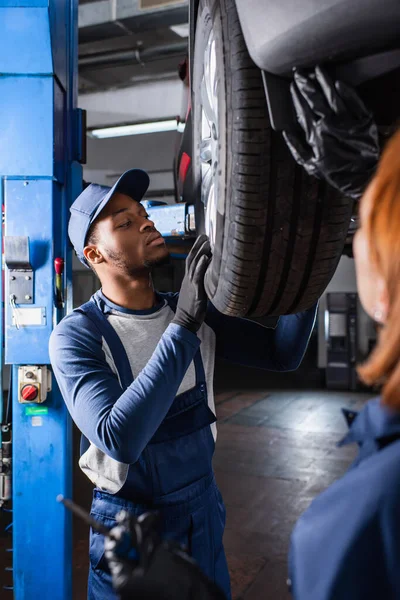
left=21, top=384, right=39, bottom=402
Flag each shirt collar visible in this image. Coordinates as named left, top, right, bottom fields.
left=93, top=289, right=165, bottom=316
left=338, top=397, right=400, bottom=447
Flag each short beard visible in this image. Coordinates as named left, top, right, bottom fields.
left=105, top=248, right=170, bottom=277
left=144, top=252, right=171, bottom=270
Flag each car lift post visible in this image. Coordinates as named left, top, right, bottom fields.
left=0, top=0, right=82, bottom=598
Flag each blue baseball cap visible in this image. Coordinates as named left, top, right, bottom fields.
left=68, top=168, right=150, bottom=267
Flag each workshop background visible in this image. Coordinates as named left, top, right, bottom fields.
left=0, top=1, right=376, bottom=599
left=74, top=2, right=375, bottom=599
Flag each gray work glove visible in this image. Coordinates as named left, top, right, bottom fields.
left=172, top=235, right=212, bottom=334
left=104, top=525, right=135, bottom=594
left=283, top=66, right=380, bottom=199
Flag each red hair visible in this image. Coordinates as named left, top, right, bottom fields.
left=357, top=129, right=400, bottom=407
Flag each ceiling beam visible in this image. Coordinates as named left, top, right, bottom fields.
left=79, top=0, right=188, bottom=44
left=79, top=77, right=184, bottom=127
left=80, top=41, right=187, bottom=71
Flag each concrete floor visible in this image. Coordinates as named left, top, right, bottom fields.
left=212, top=385, right=367, bottom=598
left=0, top=343, right=371, bottom=598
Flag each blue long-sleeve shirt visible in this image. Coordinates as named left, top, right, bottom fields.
left=49, top=291, right=316, bottom=467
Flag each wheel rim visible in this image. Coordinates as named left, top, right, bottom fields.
left=200, top=28, right=220, bottom=248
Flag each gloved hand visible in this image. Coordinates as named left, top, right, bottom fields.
left=106, top=539, right=226, bottom=600
left=172, top=234, right=212, bottom=334
left=283, top=66, right=380, bottom=199
left=104, top=524, right=137, bottom=593
left=104, top=511, right=226, bottom=600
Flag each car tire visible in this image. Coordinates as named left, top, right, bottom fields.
left=192, top=0, right=352, bottom=317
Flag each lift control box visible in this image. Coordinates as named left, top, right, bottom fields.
left=18, top=366, right=52, bottom=404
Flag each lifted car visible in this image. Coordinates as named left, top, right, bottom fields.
left=175, top=0, right=400, bottom=318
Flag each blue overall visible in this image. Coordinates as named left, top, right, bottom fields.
left=78, top=298, right=231, bottom=600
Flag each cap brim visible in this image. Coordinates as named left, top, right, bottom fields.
left=89, top=169, right=150, bottom=227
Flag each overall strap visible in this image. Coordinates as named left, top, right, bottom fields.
left=164, top=293, right=206, bottom=384
left=193, top=350, right=206, bottom=384
left=77, top=300, right=133, bottom=390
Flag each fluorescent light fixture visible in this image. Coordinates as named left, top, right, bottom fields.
left=90, top=119, right=181, bottom=139
left=170, top=23, right=189, bottom=38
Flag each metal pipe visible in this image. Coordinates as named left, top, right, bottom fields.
left=79, top=41, right=187, bottom=71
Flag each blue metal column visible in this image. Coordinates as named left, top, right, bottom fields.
left=0, top=1, right=82, bottom=598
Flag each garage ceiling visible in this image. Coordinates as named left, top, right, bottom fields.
left=78, top=0, right=189, bottom=93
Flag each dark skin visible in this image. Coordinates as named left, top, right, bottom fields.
left=83, top=193, right=170, bottom=311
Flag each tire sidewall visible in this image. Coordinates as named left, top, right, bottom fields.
left=192, top=0, right=228, bottom=301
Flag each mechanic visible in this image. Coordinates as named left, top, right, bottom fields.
left=283, top=68, right=400, bottom=598
left=49, top=171, right=317, bottom=600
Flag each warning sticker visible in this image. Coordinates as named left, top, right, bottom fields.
left=31, top=417, right=43, bottom=427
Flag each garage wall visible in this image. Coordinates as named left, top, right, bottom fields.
left=79, top=77, right=184, bottom=198
left=79, top=79, right=184, bottom=129
left=83, top=131, right=177, bottom=199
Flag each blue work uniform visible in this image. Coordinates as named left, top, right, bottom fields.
left=289, top=397, right=400, bottom=600
left=49, top=291, right=317, bottom=600
left=83, top=295, right=228, bottom=599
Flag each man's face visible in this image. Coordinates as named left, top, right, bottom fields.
left=86, top=192, right=169, bottom=276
